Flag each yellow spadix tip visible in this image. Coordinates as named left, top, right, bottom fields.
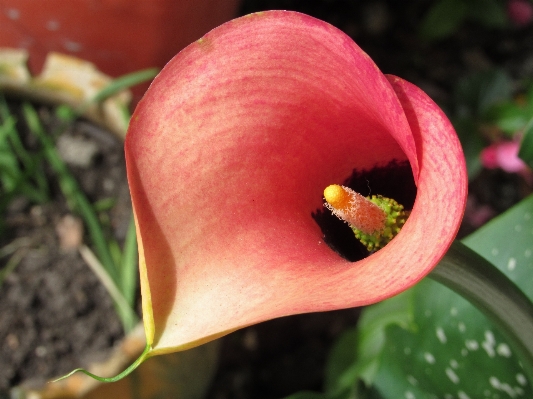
left=323, top=184, right=410, bottom=252
left=323, top=184, right=350, bottom=210
left=323, top=184, right=387, bottom=236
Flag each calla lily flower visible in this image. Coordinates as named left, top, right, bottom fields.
left=125, top=10, right=467, bottom=356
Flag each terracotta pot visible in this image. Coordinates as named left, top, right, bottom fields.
left=0, top=0, right=241, bottom=77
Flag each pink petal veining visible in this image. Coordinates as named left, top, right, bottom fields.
left=125, top=11, right=467, bottom=355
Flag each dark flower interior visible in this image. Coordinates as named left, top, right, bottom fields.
left=312, top=160, right=416, bottom=261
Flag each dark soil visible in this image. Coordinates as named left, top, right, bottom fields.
left=1, top=1, right=532, bottom=398
left=0, top=103, right=132, bottom=391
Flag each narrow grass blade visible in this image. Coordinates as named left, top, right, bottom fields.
left=90, top=68, right=159, bottom=104
left=22, top=103, right=119, bottom=283
left=120, top=216, right=138, bottom=307
left=79, top=245, right=138, bottom=332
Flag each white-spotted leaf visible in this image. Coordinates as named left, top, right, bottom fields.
left=324, top=195, right=533, bottom=399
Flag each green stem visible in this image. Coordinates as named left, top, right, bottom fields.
left=430, top=241, right=533, bottom=385
left=52, top=342, right=151, bottom=383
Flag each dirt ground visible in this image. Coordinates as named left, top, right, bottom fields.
left=0, top=103, right=132, bottom=391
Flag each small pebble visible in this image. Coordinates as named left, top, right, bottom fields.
left=5, top=334, right=19, bottom=350
left=243, top=329, right=258, bottom=351
left=56, top=134, right=99, bottom=168
left=55, top=214, right=84, bottom=251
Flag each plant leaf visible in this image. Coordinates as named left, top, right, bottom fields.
left=518, top=120, right=533, bottom=168
left=454, top=69, right=512, bottom=118
left=492, top=104, right=530, bottom=135
left=323, top=195, right=533, bottom=398
left=90, top=68, right=159, bottom=104
left=467, top=0, right=508, bottom=28
left=325, top=291, right=413, bottom=394
left=452, top=116, right=484, bottom=179
left=419, top=0, right=468, bottom=41
left=370, top=195, right=533, bottom=397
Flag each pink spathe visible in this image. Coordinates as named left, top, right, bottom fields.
left=125, top=11, right=467, bottom=356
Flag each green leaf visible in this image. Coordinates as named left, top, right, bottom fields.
left=463, top=195, right=533, bottom=300
left=91, top=68, right=159, bottom=104
left=92, top=197, right=117, bottom=212
left=326, top=290, right=413, bottom=393
left=0, top=107, right=23, bottom=192
left=431, top=242, right=533, bottom=383
left=518, top=120, right=533, bottom=168
left=467, top=0, right=508, bottom=28
left=375, top=282, right=530, bottom=398
left=454, top=69, right=512, bottom=117
left=0, top=95, right=50, bottom=204
left=487, top=102, right=530, bottom=135
left=120, top=216, right=139, bottom=306
left=452, top=116, right=484, bottom=179
left=55, top=104, right=78, bottom=122
left=325, top=328, right=359, bottom=394
left=322, top=195, right=533, bottom=398
left=419, top=0, right=468, bottom=41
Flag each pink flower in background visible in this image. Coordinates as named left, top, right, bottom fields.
left=481, top=140, right=528, bottom=173
left=507, top=0, right=533, bottom=26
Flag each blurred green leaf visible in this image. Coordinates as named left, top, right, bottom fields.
left=467, top=0, right=508, bottom=28
left=0, top=247, right=25, bottom=288
left=92, top=197, right=117, bottom=212
left=452, top=116, right=484, bottom=179
left=488, top=102, right=531, bottom=135
left=325, top=328, right=359, bottom=394
left=518, top=121, right=533, bottom=168
left=454, top=69, right=512, bottom=117
left=22, top=103, right=114, bottom=272
left=326, top=291, right=413, bottom=394
left=527, top=84, right=533, bottom=106
left=419, top=0, right=468, bottom=41
left=419, top=0, right=506, bottom=42
left=0, top=109, right=23, bottom=192
left=55, top=104, right=78, bottom=122
left=0, top=96, right=50, bottom=208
